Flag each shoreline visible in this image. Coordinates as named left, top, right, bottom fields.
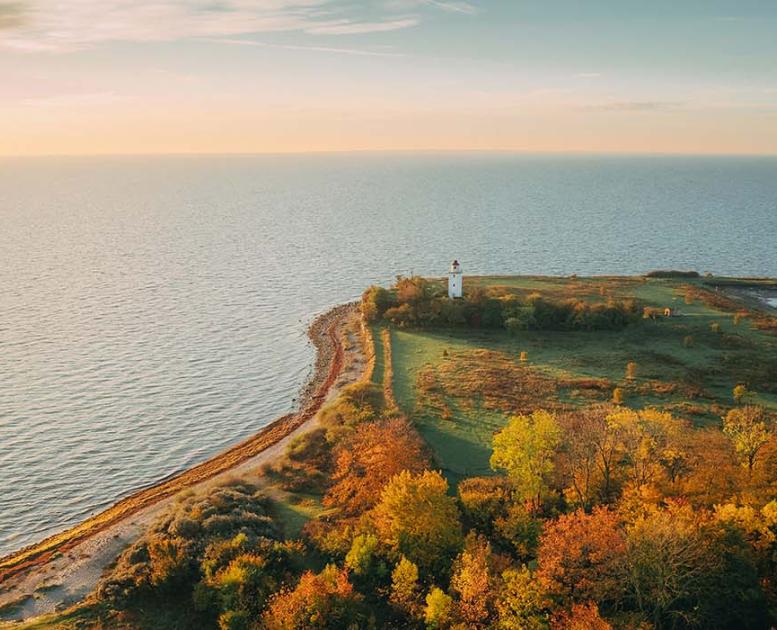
left=0, top=302, right=357, bottom=591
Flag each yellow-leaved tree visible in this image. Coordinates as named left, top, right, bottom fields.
left=723, top=406, right=772, bottom=476
left=371, top=470, right=463, bottom=576
left=490, top=410, right=561, bottom=510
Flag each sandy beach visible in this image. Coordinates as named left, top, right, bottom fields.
left=0, top=302, right=368, bottom=622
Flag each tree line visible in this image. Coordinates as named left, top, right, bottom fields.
left=362, top=276, right=641, bottom=331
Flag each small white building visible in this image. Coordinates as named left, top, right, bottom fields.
left=448, top=260, right=463, bottom=299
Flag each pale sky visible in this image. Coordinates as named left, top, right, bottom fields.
left=1, top=0, right=776, bottom=155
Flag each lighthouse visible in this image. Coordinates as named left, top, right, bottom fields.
left=448, top=260, right=463, bottom=299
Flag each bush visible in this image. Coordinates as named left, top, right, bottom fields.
left=97, top=481, right=283, bottom=613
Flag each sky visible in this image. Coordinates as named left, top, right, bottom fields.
left=1, top=0, right=776, bottom=155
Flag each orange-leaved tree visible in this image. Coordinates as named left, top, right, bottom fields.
left=536, top=507, right=627, bottom=608
left=324, top=417, right=429, bottom=516
left=263, top=564, right=368, bottom=630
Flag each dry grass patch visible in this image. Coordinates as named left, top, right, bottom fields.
left=416, top=349, right=560, bottom=416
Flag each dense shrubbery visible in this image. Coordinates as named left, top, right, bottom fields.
left=97, top=481, right=305, bottom=628
left=362, top=276, right=641, bottom=331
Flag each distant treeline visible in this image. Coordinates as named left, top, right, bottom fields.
left=362, top=277, right=641, bottom=332
left=645, top=270, right=701, bottom=278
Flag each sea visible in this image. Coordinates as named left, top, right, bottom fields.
left=2, top=153, right=777, bottom=555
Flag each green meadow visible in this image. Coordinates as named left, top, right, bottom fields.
left=382, top=276, right=777, bottom=483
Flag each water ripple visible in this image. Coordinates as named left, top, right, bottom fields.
left=2, top=153, right=777, bottom=556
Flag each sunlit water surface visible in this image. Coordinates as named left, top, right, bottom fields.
left=2, top=153, right=777, bottom=554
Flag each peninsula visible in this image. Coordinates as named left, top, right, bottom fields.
left=3, top=272, right=777, bottom=629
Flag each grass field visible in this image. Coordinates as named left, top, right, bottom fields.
left=385, top=276, right=777, bottom=484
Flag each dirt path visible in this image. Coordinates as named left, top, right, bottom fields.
left=0, top=303, right=368, bottom=622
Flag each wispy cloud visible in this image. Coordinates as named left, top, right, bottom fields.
left=422, top=0, right=477, bottom=15
left=305, top=17, right=418, bottom=35
left=206, top=36, right=406, bottom=57
left=583, top=101, right=682, bottom=112
left=385, top=0, right=477, bottom=15
left=0, top=0, right=423, bottom=52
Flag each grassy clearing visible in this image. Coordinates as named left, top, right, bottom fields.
left=387, top=276, right=777, bottom=483
left=266, top=488, right=328, bottom=539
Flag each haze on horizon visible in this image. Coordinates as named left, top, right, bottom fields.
left=1, top=0, right=776, bottom=156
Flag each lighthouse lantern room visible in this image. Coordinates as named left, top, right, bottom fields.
left=448, top=260, right=463, bottom=299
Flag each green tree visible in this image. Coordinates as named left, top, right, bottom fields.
left=361, top=285, right=392, bottom=322
left=218, top=610, right=249, bottom=630
left=345, top=533, right=385, bottom=586
left=490, top=410, right=561, bottom=509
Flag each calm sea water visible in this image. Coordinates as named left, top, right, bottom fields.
left=2, top=153, right=777, bottom=555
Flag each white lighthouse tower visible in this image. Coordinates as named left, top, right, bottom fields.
left=448, top=260, right=463, bottom=299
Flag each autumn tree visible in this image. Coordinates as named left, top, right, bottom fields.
left=324, top=417, right=429, bottom=516
left=491, top=410, right=561, bottom=509
left=263, top=565, right=368, bottom=630
left=536, top=508, right=627, bottom=608
left=611, top=408, right=687, bottom=489
left=733, top=384, right=749, bottom=404
left=450, top=535, right=496, bottom=628
left=390, top=556, right=423, bottom=620
left=626, top=361, right=637, bottom=381
left=495, top=566, right=549, bottom=630
left=556, top=406, right=622, bottom=507
left=624, top=503, right=719, bottom=627
left=396, top=275, right=431, bottom=305
left=425, top=587, right=455, bottom=629
left=550, top=602, right=612, bottom=630
left=723, top=406, right=772, bottom=475
left=371, top=470, right=463, bottom=576
left=493, top=502, right=542, bottom=561
left=678, top=427, right=742, bottom=506
left=624, top=501, right=769, bottom=628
